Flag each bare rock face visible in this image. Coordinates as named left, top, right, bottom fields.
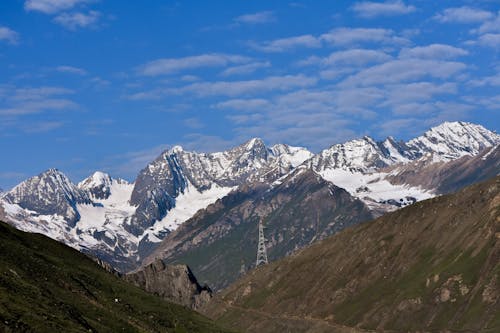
left=125, top=259, right=212, bottom=310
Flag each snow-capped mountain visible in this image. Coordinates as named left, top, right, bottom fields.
left=0, top=140, right=313, bottom=270
left=78, top=171, right=130, bottom=200
left=127, top=138, right=313, bottom=236
left=0, top=121, right=497, bottom=271
left=306, top=121, right=499, bottom=212
left=3, top=169, right=92, bottom=227
left=407, top=121, right=499, bottom=160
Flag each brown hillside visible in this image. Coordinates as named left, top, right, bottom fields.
left=203, top=176, right=500, bottom=333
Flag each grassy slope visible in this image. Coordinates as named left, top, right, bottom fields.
left=0, top=221, right=234, bottom=333
left=205, top=177, right=500, bottom=333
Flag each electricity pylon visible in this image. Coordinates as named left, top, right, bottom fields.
left=256, top=219, right=268, bottom=267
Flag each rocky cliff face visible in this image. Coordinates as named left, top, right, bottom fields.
left=125, top=259, right=212, bottom=310
left=203, top=176, right=500, bottom=333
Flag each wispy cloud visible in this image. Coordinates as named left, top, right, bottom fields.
left=0, top=26, right=19, bottom=44
left=176, top=75, right=317, bottom=97
left=319, top=49, right=391, bottom=66
left=137, top=54, right=251, bottom=76
left=399, top=44, right=468, bottom=59
left=55, top=65, right=88, bottom=75
left=129, top=74, right=318, bottom=99
left=434, top=6, right=493, bottom=23
left=53, top=10, right=100, bottom=30
left=321, top=27, right=409, bottom=46
left=477, top=33, right=500, bottom=48
left=249, top=34, right=321, bottom=53
left=0, top=86, right=76, bottom=117
left=233, top=11, right=275, bottom=24
left=24, top=0, right=95, bottom=14
left=352, top=1, right=416, bottom=18
left=220, top=61, right=271, bottom=76
left=339, top=59, right=466, bottom=87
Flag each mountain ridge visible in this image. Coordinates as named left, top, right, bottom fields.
left=1, top=121, right=498, bottom=272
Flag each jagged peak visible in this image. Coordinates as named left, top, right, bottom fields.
left=78, top=171, right=112, bottom=189
left=407, top=121, right=500, bottom=160
left=169, top=145, right=184, bottom=154
left=242, top=137, right=266, bottom=150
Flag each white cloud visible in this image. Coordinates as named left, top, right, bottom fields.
left=476, top=11, right=500, bottom=34
left=339, top=59, right=466, bottom=87
left=320, top=27, right=409, bottom=46
left=234, top=11, right=275, bottom=24
left=128, top=75, right=317, bottom=100
left=0, top=26, right=19, bottom=44
left=11, top=87, right=74, bottom=101
left=352, top=1, right=416, bottom=18
left=249, top=35, right=321, bottom=52
left=0, top=86, right=76, bottom=116
left=174, top=75, right=318, bottom=97
left=55, top=65, right=87, bottom=75
left=322, top=49, right=392, bottom=66
left=215, top=98, right=272, bottom=111
left=249, top=27, right=408, bottom=53
left=53, top=10, right=100, bottom=30
left=469, top=73, right=500, bottom=87
left=0, top=99, right=76, bottom=116
left=477, top=33, right=500, bottom=48
left=399, top=44, right=468, bottom=59
left=24, top=0, right=94, bottom=14
left=434, top=6, right=493, bottom=23
left=220, top=61, right=271, bottom=76
left=138, top=54, right=251, bottom=76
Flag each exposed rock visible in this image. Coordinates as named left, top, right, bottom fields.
left=125, top=259, right=212, bottom=310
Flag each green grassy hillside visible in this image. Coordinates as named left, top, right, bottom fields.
left=0, top=221, right=233, bottom=333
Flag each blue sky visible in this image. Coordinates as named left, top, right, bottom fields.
left=0, top=0, right=499, bottom=188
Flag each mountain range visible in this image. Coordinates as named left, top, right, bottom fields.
left=0, top=121, right=498, bottom=277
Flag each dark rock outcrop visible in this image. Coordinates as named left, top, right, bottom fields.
left=125, top=259, right=212, bottom=310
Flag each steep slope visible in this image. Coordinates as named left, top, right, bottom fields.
left=125, top=259, right=212, bottom=310
left=204, top=176, right=500, bottom=333
left=0, top=221, right=232, bottom=333
left=146, top=167, right=373, bottom=291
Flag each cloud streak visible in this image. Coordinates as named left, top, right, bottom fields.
left=137, top=54, right=251, bottom=76
left=24, top=0, right=94, bottom=14
left=233, top=11, right=275, bottom=24
left=53, top=10, right=100, bottom=30
left=352, top=1, right=416, bottom=18
left=434, top=6, right=493, bottom=23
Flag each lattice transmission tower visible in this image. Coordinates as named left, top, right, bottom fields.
left=256, top=219, right=268, bottom=267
